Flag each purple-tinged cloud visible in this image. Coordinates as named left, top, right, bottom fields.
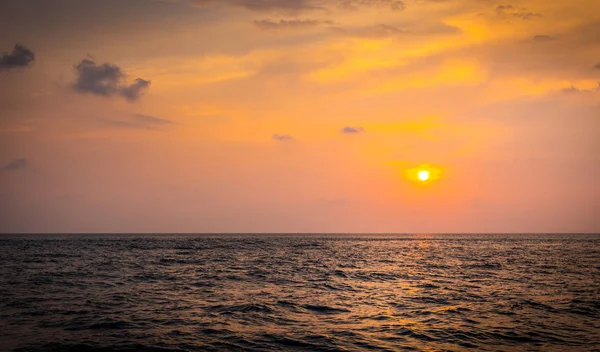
left=105, top=113, right=174, bottom=130
left=341, top=0, right=406, bottom=11
left=532, top=35, right=554, bottom=41
left=72, top=59, right=151, bottom=101
left=254, top=19, right=331, bottom=30
left=121, top=78, right=151, bottom=102
left=193, top=0, right=320, bottom=13
left=495, top=5, right=541, bottom=20
left=0, top=44, right=35, bottom=70
left=273, top=134, right=294, bottom=141
left=341, top=126, right=365, bottom=133
left=2, top=158, right=27, bottom=171
left=333, top=23, right=403, bottom=38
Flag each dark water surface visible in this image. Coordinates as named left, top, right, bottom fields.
left=1, top=234, right=599, bottom=351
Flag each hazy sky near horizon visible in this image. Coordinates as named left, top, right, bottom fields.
left=1, top=0, right=599, bottom=233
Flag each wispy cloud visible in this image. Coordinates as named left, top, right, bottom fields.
left=192, top=0, right=321, bottom=13
left=330, top=24, right=403, bottom=38
left=272, top=134, right=294, bottom=141
left=2, top=158, right=27, bottom=171
left=532, top=35, right=554, bottom=41
left=104, top=113, right=174, bottom=130
left=254, top=19, right=332, bottom=31
left=495, top=5, right=542, bottom=20
left=340, top=0, right=406, bottom=11
left=341, top=126, right=365, bottom=134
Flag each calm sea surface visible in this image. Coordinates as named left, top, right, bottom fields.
left=1, top=234, right=599, bottom=351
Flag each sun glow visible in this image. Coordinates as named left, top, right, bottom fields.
left=405, top=164, right=442, bottom=184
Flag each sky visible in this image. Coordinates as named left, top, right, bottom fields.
left=0, top=0, right=599, bottom=233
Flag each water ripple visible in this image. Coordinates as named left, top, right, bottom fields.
left=1, top=234, right=599, bottom=351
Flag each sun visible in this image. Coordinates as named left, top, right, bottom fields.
left=403, top=163, right=442, bottom=184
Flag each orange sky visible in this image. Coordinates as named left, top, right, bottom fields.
left=1, top=0, right=599, bottom=233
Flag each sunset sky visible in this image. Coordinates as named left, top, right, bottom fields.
left=1, top=0, right=599, bottom=233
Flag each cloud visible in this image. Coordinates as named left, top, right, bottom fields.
left=340, top=0, right=405, bottom=11
left=561, top=85, right=581, bottom=94
left=193, top=0, right=406, bottom=13
left=272, top=134, right=294, bottom=141
left=341, top=126, right=365, bottom=133
left=105, top=113, right=173, bottom=130
left=532, top=35, right=554, bottom=41
left=594, top=63, right=600, bottom=70
left=120, top=78, right=151, bottom=102
left=330, top=23, right=458, bottom=39
left=495, top=5, right=541, bottom=20
left=254, top=19, right=331, bottom=31
left=131, top=113, right=173, bottom=125
left=560, top=83, right=599, bottom=95
left=2, top=158, right=27, bottom=171
left=332, top=23, right=403, bottom=38
left=192, top=0, right=320, bottom=13
left=0, top=44, right=35, bottom=70
left=73, top=59, right=122, bottom=96
left=72, top=59, right=151, bottom=101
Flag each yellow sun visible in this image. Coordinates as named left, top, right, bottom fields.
left=403, top=164, right=442, bottom=184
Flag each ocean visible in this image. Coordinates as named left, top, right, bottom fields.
left=0, top=234, right=599, bottom=351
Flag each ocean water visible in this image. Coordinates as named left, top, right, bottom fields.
left=0, top=234, right=599, bottom=352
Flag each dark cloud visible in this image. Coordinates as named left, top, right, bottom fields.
left=192, top=0, right=406, bottom=13
left=495, top=5, right=541, bottom=20
left=532, top=35, right=554, bottom=41
left=105, top=113, right=173, bottom=130
left=254, top=19, right=332, bottom=31
left=193, top=0, right=321, bottom=13
left=121, top=78, right=151, bottom=102
left=2, top=158, right=27, bottom=171
left=340, top=0, right=405, bottom=11
left=594, top=63, right=600, bottom=70
left=331, top=23, right=459, bottom=39
left=0, top=44, right=35, bottom=70
left=72, top=59, right=151, bottom=101
left=73, top=59, right=122, bottom=96
left=513, top=12, right=542, bottom=20
left=131, top=113, right=173, bottom=125
left=272, top=134, right=294, bottom=141
left=335, top=24, right=403, bottom=38
left=341, top=126, right=365, bottom=133
left=560, top=83, right=599, bottom=95
left=560, top=85, right=580, bottom=94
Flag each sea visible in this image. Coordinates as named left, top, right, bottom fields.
left=0, top=234, right=599, bottom=351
